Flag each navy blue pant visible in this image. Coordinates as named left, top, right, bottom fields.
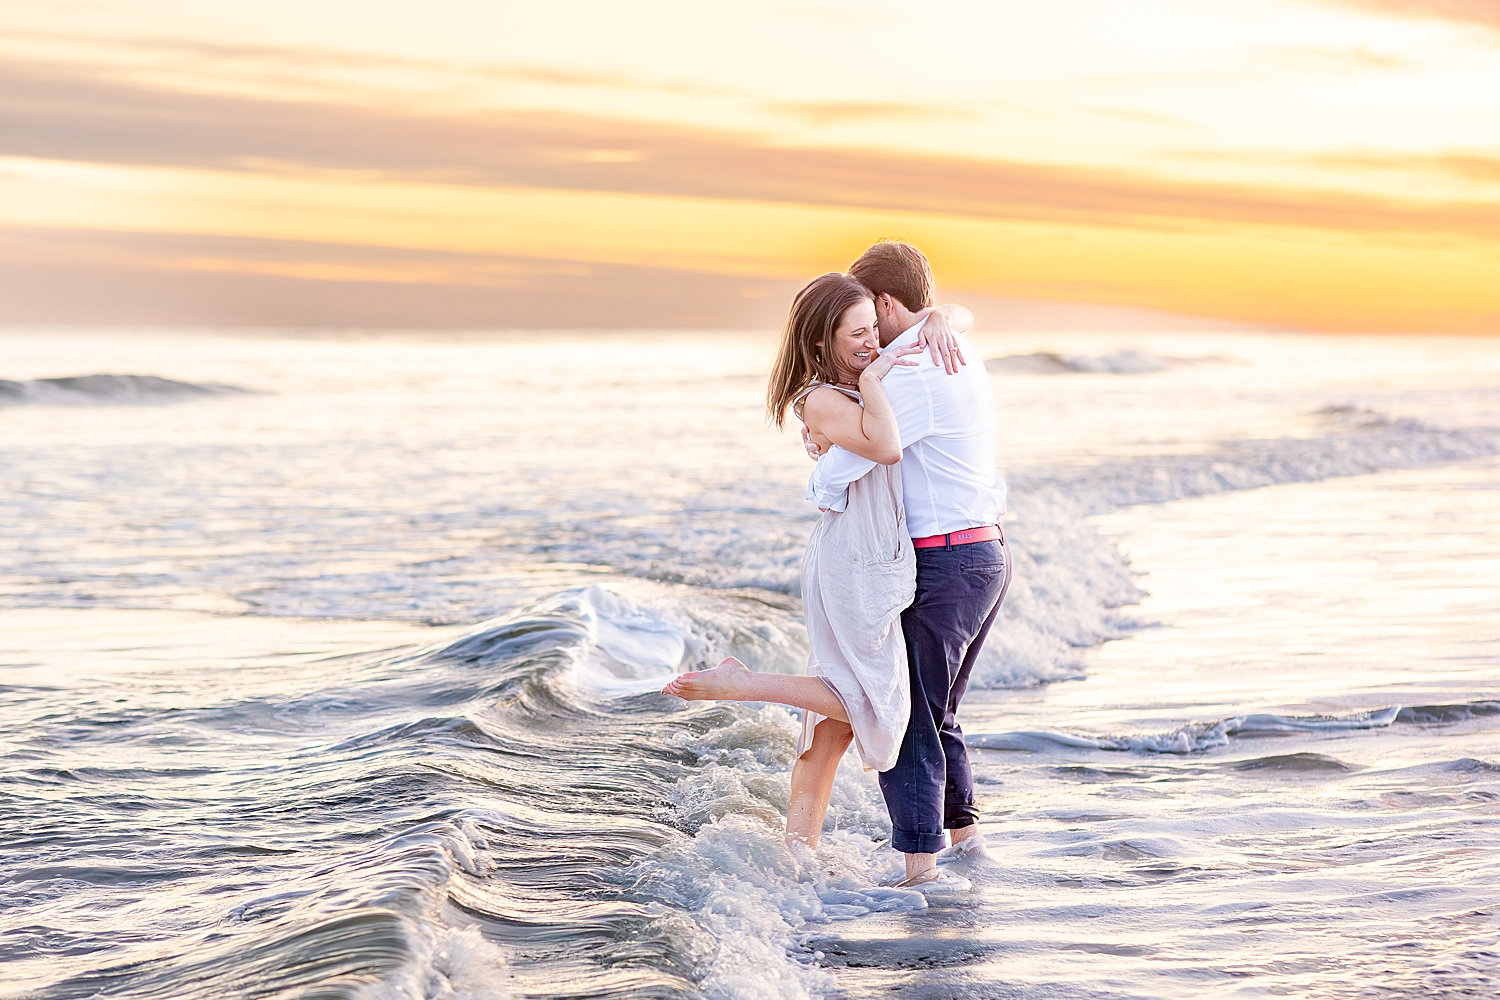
left=878, top=537, right=1012, bottom=854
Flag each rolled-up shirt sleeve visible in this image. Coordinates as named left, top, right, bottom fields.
left=805, top=445, right=876, bottom=511
left=802, top=359, right=936, bottom=511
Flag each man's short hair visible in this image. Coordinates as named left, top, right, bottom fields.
left=848, top=240, right=934, bottom=312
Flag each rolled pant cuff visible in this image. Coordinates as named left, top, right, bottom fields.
left=891, top=830, right=948, bottom=854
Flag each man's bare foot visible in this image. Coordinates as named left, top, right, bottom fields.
left=661, top=657, right=753, bottom=701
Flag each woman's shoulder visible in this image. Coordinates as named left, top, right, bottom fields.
left=794, top=382, right=856, bottom=420
left=798, top=383, right=860, bottom=422
left=802, top=383, right=861, bottom=405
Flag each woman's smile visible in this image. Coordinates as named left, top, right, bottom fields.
left=832, top=298, right=881, bottom=380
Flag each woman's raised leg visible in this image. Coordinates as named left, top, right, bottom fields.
left=786, top=718, right=854, bottom=848
left=661, top=657, right=849, bottom=722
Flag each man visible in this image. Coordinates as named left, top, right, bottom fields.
left=807, top=240, right=1010, bottom=891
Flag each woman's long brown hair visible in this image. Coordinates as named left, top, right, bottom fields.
left=765, top=273, right=872, bottom=430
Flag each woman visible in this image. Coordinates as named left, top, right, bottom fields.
left=662, top=272, right=972, bottom=848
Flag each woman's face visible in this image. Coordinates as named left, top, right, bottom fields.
left=828, top=297, right=879, bottom=381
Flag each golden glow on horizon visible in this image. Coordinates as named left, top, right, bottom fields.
left=9, top=155, right=1497, bottom=331
left=3, top=0, right=1500, bottom=331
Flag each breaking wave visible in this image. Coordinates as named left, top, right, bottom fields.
left=0, top=374, right=256, bottom=405
left=379, top=586, right=932, bottom=995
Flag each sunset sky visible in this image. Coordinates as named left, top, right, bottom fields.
left=3, top=0, right=1499, bottom=331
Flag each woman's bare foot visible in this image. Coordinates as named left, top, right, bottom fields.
left=661, top=657, right=754, bottom=701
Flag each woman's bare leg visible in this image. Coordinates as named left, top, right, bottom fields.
left=661, top=657, right=849, bottom=722
left=786, top=719, right=854, bottom=848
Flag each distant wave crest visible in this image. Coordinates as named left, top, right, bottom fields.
left=1022, top=411, right=1500, bottom=514
left=967, top=701, right=1500, bottom=755
left=985, top=350, right=1232, bottom=375
left=0, top=374, right=256, bottom=405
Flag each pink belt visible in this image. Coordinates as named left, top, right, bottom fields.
left=911, top=524, right=1003, bottom=549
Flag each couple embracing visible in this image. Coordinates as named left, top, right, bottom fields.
left=665, top=240, right=1010, bottom=893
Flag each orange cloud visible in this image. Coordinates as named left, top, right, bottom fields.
left=1260, top=45, right=1413, bottom=72
left=760, top=102, right=976, bottom=126
left=0, top=224, right=804, bottom=328
left=0, top=223, right=1284, bottom=332
left=1315, top=151, right=1500, bottom=184
left=1329, top=0, right=1500, bottom=29
left=3, top=27, right=732, bottom=96
left=6, top=61, right=1500, bottom=245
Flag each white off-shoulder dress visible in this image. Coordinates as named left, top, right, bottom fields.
left=793, top=384, right=917, bottom=772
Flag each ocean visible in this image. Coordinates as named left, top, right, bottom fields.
left=2, top=326, right=1498, bottom=999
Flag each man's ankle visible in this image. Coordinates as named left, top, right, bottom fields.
left=948, top=824, right=980, bottom=845
left=904, top=852, right=937, bottom=880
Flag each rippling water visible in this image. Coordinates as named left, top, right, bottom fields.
left=2, top=327, right=1498, bottom=998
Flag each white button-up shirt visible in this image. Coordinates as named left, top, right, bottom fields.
left=806, top=318, right=1005, bottom=537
